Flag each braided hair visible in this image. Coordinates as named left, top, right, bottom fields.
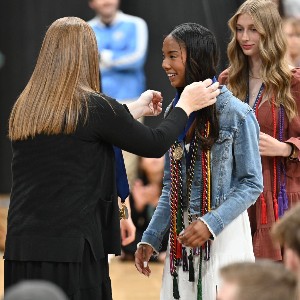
left=170, top=23, right=219, bottom=149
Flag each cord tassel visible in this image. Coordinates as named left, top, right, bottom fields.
left=172, top=272, right=180, bottom=299
left=273, top=198, right=279, bottom=221
left=278, top=109, right=288, bottom=213
left=278, top=189, right=284, bottom=218
left=176, top=238, right=182, bottom=259
left=280, top=182, right=289, bottom=211
left=197, top=250, right=203, bottom=300
left=197, top=281, right=203, bottom=300
left=182, top=247, right=189, bottom=271
left=260, top=194, right=267, bottom=225
left=204, top=241, right=210, bottom=261
left=188, top=253, right=195, bottom=282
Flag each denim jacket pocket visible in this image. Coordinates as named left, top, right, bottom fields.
left=99, top=196, right=114, bottom=228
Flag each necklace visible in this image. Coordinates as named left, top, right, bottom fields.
left=251, top=89, right=259, bottom=98
left=169, top=122, right=211, bottom=300
left=246, top=84, right=264, bottom=110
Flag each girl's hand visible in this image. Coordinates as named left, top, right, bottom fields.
left=120, top=218, right=136, bottom=246
left=134, top=244, right=153, bottom=277
left=177, top=220, right=211, bottom=248
left=259, top=132, right=292, bottom=157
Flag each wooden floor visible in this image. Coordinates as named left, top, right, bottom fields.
left=110, top=257, right=164, bottom=300
left=0, top=256, right=164, bottom=300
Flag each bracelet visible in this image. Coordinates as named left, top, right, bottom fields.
left=288, top=144, right=298, bottom=161
left=119, top=203, right=129, bottom=219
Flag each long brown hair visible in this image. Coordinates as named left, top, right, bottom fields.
left=9, top=17, right=100, bottom=141
left=227, top=0, right=297, bottom=121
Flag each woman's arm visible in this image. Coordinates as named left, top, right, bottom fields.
left=134, top=153, right=171, bottom=275
left=138, top=152, right=172, bottom=251
left=90, top=80, right=220, bottom=157
left=259, top=70, right=300, bottom=161
left=90, top=96, right=188, bottom=157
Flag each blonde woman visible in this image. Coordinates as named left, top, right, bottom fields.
left=4, top=17, right=220, bottom=300
left=219, top=0, right=300, bottom=261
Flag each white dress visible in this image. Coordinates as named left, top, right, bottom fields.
left=160, top=210, right=254, bottom=300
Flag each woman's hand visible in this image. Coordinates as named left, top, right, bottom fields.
left=259, top=132, right=292, bottom=157
left=177, top=79, right=220, bottom=116
left=135, top=244, right=153, bottom=277
left=120, top=218, right=136, bottom=246
left=127, top=90, right=163, bottom=119
left=138, top=90, right=163, bottom=116
left=177, top=220, right=211, bottom=248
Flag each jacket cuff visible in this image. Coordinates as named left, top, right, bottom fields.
left=201, top=210, right=224, bottom=236
left=141, top=231, right=162, bottom=254
left=137, top=242, right=159, bottom=257
left=198, top=217, right=216, bottom=239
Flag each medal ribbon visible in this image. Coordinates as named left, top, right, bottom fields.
left=113, top=146, right=129, bottom=202
left=172, top=92, right=196, bottom=143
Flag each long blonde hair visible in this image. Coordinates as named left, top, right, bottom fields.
left=9, top=17, right=100, bottom=141
left=227, top=0, right=297, bottom=120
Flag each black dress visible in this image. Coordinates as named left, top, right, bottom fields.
left=4, top=93, right=188, bottom=299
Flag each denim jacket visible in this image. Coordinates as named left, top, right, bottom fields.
left=141, top=85, right=263, bottom=252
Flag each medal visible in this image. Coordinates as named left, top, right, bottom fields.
left=119, top=203, right=129, bottom=220
left=173, top=143, right=183, bottom=160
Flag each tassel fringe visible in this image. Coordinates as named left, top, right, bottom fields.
left=278, top=190, right=284, bottom=218
left=273, top=198, right=279, bottom=221
left=188, top=253, right=195, bottom=282
left=172, top=272, right=180, bottom=299
left=182, top=247, right=189, bottom=271
left=176, top=238, right=182, bottom=260
left=260, top=194, right=267, bottom=225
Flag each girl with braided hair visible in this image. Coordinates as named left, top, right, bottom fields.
left=135, top=23, right=263, bottom=300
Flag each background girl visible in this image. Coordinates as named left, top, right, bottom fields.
left=219, top=0, right=300, bottom=261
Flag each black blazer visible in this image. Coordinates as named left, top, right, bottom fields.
left=4, top=94, right=187, bottom=263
